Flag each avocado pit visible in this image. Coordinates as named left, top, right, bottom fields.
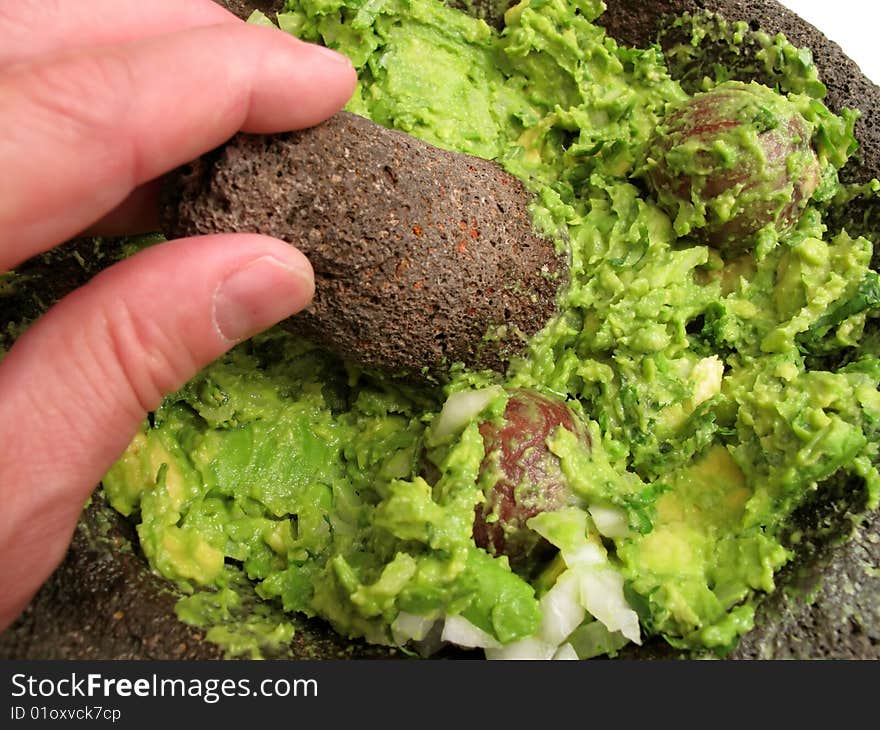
left=644, top=80, right=822, bottom=250
left=473, top=389, right=589, bottom=570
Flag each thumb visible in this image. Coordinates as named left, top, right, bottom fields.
left=0, top=234, right=314, bottom=629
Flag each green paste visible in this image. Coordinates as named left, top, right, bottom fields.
left=103, top=0, right=880, bottom=657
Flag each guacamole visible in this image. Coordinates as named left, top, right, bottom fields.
left=102, top=0, right=880, bottom=658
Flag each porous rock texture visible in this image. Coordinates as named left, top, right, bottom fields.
left=162, top=111, right=564, bottom=376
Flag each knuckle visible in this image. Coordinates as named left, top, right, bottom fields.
left=99, top=295, right=197, bottom=416
left=0, top=0, right=46, bottom=39
left=17, top=50, right=136, bottom=164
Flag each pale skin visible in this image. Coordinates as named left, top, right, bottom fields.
left=0, top=0, right=357, bottom=631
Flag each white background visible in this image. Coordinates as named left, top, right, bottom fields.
left=778, top=0, right=880, bottom=84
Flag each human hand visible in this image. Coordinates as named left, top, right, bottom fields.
left=0, top=0, right=356, bottom=630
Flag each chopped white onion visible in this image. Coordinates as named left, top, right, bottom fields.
left=430, top=386, right=503, bottom=441
left=553, top=643, right=579, bottom=660
left=391, top=612, right=437, bottom=646
left=441, top=615, right=502, bottom=650
left=589, top=505, right=630, bottom=538
left=691, top=355, right=724, bottom=406
left=563, top=540, right=606, bottom=568
left=485, top=637, right=557, bottom=660
left=537, top=571, right=585, bottom=646
left=578, top=567, right=641, bottom=644
left=411, top=621, right=446, bottom=658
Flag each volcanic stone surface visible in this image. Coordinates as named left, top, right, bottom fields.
left=220, top=0, right=284, bottom=19
left=162, top=111, right=564, bottom=377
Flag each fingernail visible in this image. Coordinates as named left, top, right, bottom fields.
left=310, top=43, right=353, bottom=67
left=214, top=255, right=314, bottom=342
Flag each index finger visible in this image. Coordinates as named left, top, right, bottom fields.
left=0, top=0, right=239, bottom=67
left=0, top=22, right=356, bottom=271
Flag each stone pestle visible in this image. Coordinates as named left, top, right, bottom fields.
left=160, top=111, right=565, bottom=378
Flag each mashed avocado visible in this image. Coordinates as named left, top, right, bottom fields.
left=103, top=0, right=880, bottom=658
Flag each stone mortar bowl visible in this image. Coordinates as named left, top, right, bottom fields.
left=1, top=0, right=878, bottom=659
